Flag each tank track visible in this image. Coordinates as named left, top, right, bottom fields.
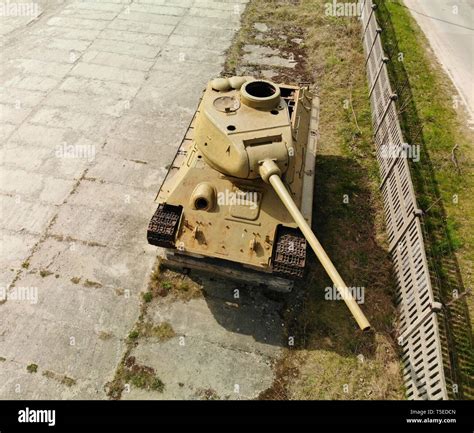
left=147, top=203, right=182, bottom=248
left=272, top=226, right=307, bottom=278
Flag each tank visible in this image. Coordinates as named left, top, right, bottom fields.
left=148, top=77, right=370, bottom=331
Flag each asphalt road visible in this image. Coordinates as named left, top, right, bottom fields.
left=403, top=0, right=474, bottom=123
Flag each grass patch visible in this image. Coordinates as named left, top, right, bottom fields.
left=39, top=269, right=53, bottom=278
left=142, top=292, right=153, bottom=303
left=26, top=363, right=38, bottom=373
left=196, top=388, right=220, bottom=400
left=123, top=356, right=164, bottom=392
left=148, top=265, right=202, bottom=301
left=375, top=0, right=474, bottom=400
left=98, top=331, right=113, bottom=341
left=127, top=330, right=139, bottom=341
left=293, top=348, right=400, bottom=399
left=106, top=356, right=164, bottom=399
left=83, top=279, right=102, bottom=288
left=61, top=376, right=76, bottom=387
left=108, top=323, right=167, bottom=399
left=138, top=322, right=176, bottom=341
left=129, top=321, right=176, bottom=342
left=162, top=281, right=173, bottom=291
left=224, top=0, right=404, bottom=400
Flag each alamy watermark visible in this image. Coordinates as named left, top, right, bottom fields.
left=18, top=407, right=55, bottom=427
left=379, top=143, right=420, bottom=162
left=217, top=189, right=259, bottom=210
left=325, top=0, right=363, bottom=17
left=55, top=142, right=96, bottom=161
left=325, top=285, right=365, bottom=304
left=0, top=1, right=39, bottom=17
left=0, top=285, right=38, bottom=304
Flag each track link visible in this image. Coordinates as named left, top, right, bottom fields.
left=147, top=203, right=182, bottom=248
left=272, top=226, right=307, bottom=278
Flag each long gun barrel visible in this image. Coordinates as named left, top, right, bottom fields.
left=260, top=160, right=371, bottom=331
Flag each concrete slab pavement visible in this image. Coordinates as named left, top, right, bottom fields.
left=0, top=0, right=279, bottom=400
left=123, top=276, right=285, bottom=400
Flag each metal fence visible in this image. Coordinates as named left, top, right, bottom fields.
left=360, top=0, right=448, bottom=400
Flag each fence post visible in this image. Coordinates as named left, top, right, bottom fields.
left=361, top=3, right=378, bottom=39
left=369, top=56, right=389, bottom=97
left=365, top=28, right=382, bottom=65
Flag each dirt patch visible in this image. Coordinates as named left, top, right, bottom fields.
left=42, top=370, right=76, bottom=387
left=195, top=388, right=220, bottom=400
left=224, top=0, right=311, bottom=84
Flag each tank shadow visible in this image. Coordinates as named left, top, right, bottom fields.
left=179, top=155, right=398, bottom=361
left=283, top=155, right=397, bottom=360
